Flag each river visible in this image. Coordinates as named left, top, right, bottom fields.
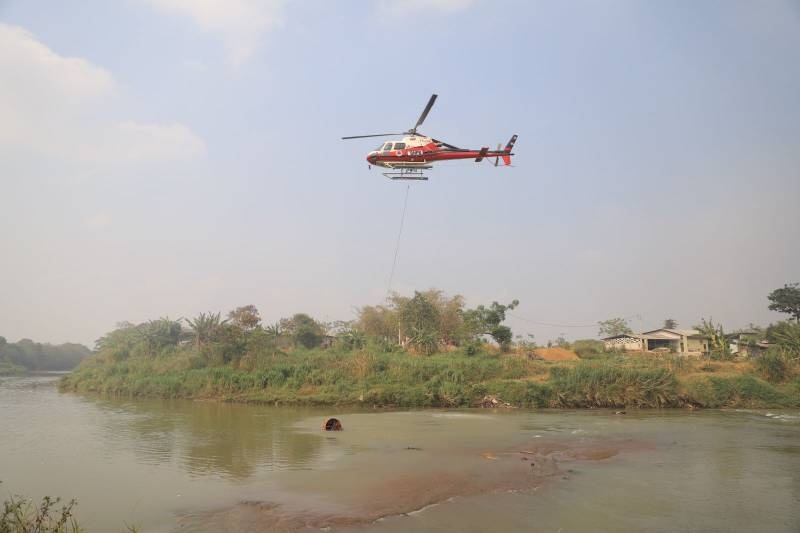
left=1, top=374, right=798, bottom=532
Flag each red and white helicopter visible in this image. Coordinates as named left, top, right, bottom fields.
left=342, top=94, right=517, bottom=180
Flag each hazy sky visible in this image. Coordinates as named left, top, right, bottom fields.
left=1, top=0, right=799, bottom=347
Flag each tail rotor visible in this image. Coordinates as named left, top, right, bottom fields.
left=501, top=134, right=517, bottom=166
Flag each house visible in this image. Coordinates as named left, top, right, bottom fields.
left=603, top=334, right=646, bottom=352
left=603, top=328, right=710, bottom=355
left=640, top=329, right=710, bottom=355
left=726, top=330, right=767, bottom=357
left=319, top=335, right=337, bottom=349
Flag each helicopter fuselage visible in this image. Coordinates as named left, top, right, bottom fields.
left=366, top=135, right=510, bottom=169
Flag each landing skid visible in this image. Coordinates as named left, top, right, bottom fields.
left=382, top=167, right=430, bottom=181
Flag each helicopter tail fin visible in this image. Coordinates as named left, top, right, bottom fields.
left=500, top=134, right=517, bottom=166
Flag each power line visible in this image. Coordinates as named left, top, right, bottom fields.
left=509, top=313, right=641, bottom=328
left=386, top=184, right=411, bottom=296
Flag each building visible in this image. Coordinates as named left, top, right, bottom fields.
left=603, top=334, right=646, bottom=352
left=726, top=330, right=768, bottom=357
left=603, top=328, right=710, bottom=355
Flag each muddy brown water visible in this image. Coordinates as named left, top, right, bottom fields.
left=1, top=374, right=798, bottom=532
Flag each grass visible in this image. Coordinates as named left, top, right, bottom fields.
left=1, top=493, right=79, bottom=533
left=0, top=486, right=139, bottom=533
left=59, top=347, right=800, bottom=409
left=549, top=361, right=677, bottom=408
left=681, top=374, right=797, bottom=408
left=755, top=350, right=791, bottom=383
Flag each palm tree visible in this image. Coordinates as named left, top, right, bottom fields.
left=140, top=317, right=184, bottom=352
left=695, top=318, right=730, bottom=360
left=186, top=312, right=226, bottom=348
left=264, top=322, right=282, bottom=340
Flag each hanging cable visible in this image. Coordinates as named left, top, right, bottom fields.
left=386, top=184, right=411, bottom=297
left=509, top=313, right=641, bottom=328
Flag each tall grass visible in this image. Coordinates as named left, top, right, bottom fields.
left=549, top=361, right=677, bottom=407
left=1, top=493, right=78, bottom=533
left=60, top=348, right=799, bottom=409
left=755, top=350, right=791, bottom=383
left=681, top=374, right=796, bottom=408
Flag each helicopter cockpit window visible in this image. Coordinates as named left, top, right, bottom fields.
left=382, top=143, right=393, bottom=151
left=394, top=143, right=406, bottom=150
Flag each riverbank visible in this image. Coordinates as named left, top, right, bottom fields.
left=59, top=349, right=800, bottom=408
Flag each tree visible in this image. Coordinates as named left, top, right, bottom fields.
left=264, top=322, right=282, bottom=339
left=768, top=283, right=800, bottom=321
left=357, top=304, right=398, bottom=341
left=398, top=292, right=441, bottom=354
left=694, top=318, right=730, bottom=360
left=95, top=322, right=140, bottom=360
left=663, top=318, right=678, bottom=329
left=598, top=317, right=633, bottom=338
left=186, top=312, right=226, bottom=348
left=461, top=299, right=519, bottom=351
left=227, top=305, right=261, bottom=331
left=138, top=318, right=184, bottom=353
left=515, top=334, right=537, bottom=351
left=334, top=321, right=367, bottom=350
left=359, top=290, right=468, bottom=348
left=0, top=338, right=90, bottom=370
left=281, top=313, right=324, bottom=349
left=766, top=321, right=800, bottom=356
left=415, top=290, right=465, bottom=345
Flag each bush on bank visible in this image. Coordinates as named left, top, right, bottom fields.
left=60, top=348, right=799, bottom=409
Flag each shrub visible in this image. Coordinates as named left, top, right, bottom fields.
left=549, top=361, right=677, bottom=407
left=460, top=340, right=484, bottom=357
left=756, top=350, right=790, bottom=383
left=1, top=492, right=79, bottom=533
left=571, top=339, right=606, bottom=359
left=683, top=374, right=795, bottom=408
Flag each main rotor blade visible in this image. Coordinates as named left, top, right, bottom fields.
left=431, top=137, right=464, bottom=150
left=412, top=94, right=437, bottom=132
left=341, top=133, right=403, bottom=140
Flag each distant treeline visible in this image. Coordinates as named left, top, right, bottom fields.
left=0, top=337, right=91, bottom=373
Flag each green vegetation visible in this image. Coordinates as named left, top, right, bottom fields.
left=1, top=487, right=79, bottom=533
left=357, top=290, right=518, bottom=353
left=0, top=483, right=138, bottom=533
left=681, top=375, right=797, bottom=408
left=767, top=282, right=800, bottom=321
left=766, top=321, right=800, bottom=352
left=597, top=317, right=633, bottom=338
left=60, top=346, right=800, bottom=409
left=0, top=337, right=90, bottom=375
left=549, top=361, right=677, bottom=407
left=694, top=318, right=732, bottom=360
left=756, top=350, right=790, bottom=383
left=56, top=289, right=800, bottom=409
left=569, top=339, right=606, bottom=359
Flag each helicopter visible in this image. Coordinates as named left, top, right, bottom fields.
left=342, top=94, right=517, bottom=180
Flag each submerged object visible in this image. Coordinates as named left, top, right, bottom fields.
left=323, top=418, right=343, bottom=431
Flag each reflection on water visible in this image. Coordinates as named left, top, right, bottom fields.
left=90, top=398, right=324, bottom=479
left=1, top=375, right=799, bottom=533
